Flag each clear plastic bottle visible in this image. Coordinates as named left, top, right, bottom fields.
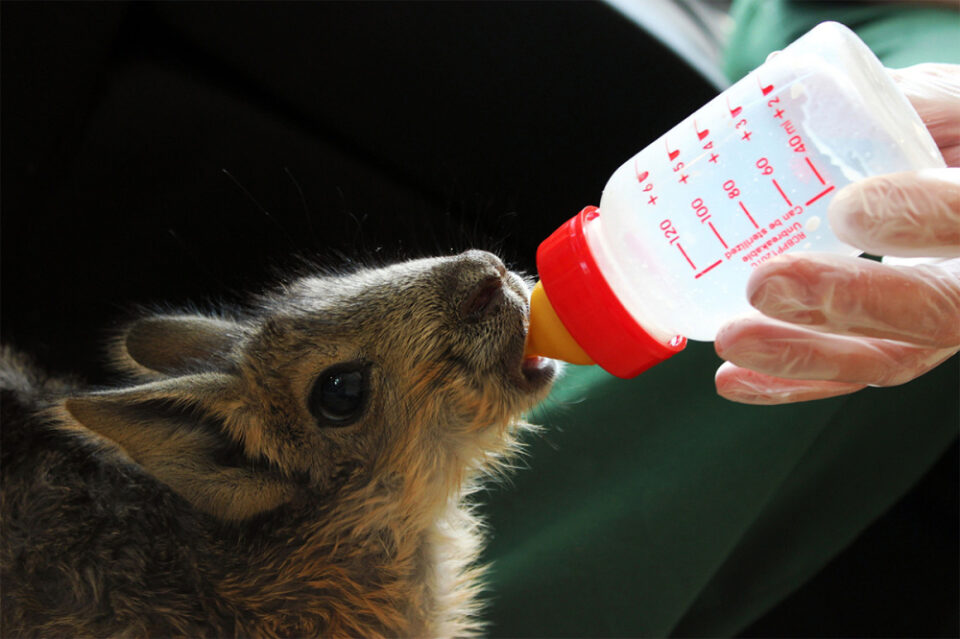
left=524, top=22, right=945, bottom=378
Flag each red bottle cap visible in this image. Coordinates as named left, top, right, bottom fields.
left=536, top=206, right=686, bottom=378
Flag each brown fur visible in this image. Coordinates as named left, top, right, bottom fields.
left=1, top=250, right=557, bottom=637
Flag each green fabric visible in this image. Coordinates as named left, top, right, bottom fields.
left=482, top=347, right=956, bottom=636
left=481, top=4, right=959, bottom=637
left=724, top=1, right=960, bottom=81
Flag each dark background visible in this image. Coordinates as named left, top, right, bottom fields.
left=2, top=2, right=956, bottom=636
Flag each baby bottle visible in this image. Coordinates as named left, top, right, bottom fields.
left=524, top=21, right=945, bottom=378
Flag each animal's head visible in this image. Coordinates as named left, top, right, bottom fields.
left=60, top=250, right=556, bottom=521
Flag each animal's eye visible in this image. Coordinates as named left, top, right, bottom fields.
left=308, top=362, right=370, bottom=426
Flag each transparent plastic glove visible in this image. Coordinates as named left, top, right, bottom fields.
left=715, top=63, right=960, bottom=405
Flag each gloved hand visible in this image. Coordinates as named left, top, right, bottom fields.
left=715, top=63, right=960, bottom=405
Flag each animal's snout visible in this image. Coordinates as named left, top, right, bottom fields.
left=453, top=250, right=508, bottom=322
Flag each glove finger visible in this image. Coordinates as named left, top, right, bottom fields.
left=715, top=361, right=864, bottom=405
left=941, top=143, right=960, bottom=168
left=747, top=253, right=960, bottom=348
left=828, top=169, right=960, bottom=258
left=889, top=64, right=960, bottom=153
left=715, top=315, right=959, bottom=386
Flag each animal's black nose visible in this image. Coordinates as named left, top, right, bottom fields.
left=454, top=251, right=507, bottom=321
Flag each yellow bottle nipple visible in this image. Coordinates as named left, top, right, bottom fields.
left=524, top=281, right=595, bottom=366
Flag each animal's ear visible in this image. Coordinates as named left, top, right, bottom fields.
left=62, top=373, right=296, bottom=522
left=112, top=315, right=246, bottom=378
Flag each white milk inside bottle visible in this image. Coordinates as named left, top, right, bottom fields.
left=586, top=21, right=944, bottom=342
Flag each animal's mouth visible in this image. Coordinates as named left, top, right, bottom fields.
left=518, top=355, right=557, bottom=390
left=454, top=253, right=558, bottom=396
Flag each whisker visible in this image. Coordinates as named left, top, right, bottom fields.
left=221, top=168, right=297, bottom=249
left=283, top=167, right=317, bottom=246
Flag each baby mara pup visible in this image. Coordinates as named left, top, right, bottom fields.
left=1, top=249, right=557, bottom=638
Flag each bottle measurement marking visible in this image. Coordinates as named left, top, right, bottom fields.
left=694, top=119, right=710, bottom=141
left=695, top=260, right=723, bottom=279
left=690, top=197, right=727, bottom=250
left=666, top=137, right=690, bottom=184
left=722, top=179, right=741, bottom=199
left=677, top=243, right=696, bottom=270
left=653, top=76, right=841, bottom=282
left=805, top=185, right=835, bottom=206
left=739, top=201, right=759, bottom=229
left=661, top=221, right=700, bottom=271
left=589, top=24, right=932, bottom=324
left=635, top=159, right=659, bottom=205
left=665, top=138, right=680, bottom=161
left=695, top=118, right=718, bottom=164
left=729, top=94, right=752, bottom=141
left=772, top=179, right=793, bottom=206
left=764, top=95, right=837, bottom=215
left=708, top=222, right=728, bottom=249
left=722, top=179, right=758, bottom=231
left=757, top=75, right=775, bottom=96
left=805, top=157, right=826, bottom=184
left=726, top=95, right=743, bottom=118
